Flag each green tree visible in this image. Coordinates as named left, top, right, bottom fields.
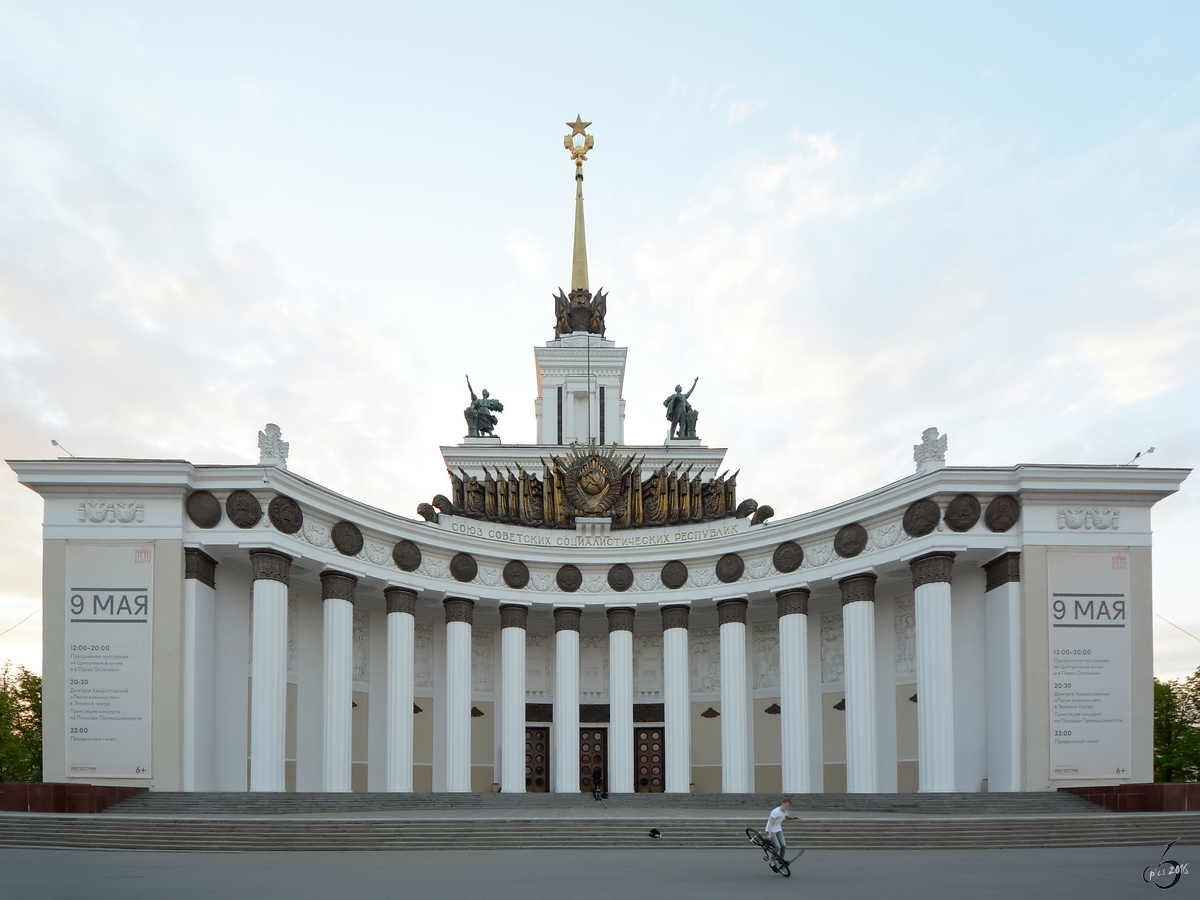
left=1154, top=674, right=1200, bottom=782
left=0, top=662, right=42, bottom=782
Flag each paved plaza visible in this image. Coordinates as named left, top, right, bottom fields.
left=2, top=844, right=1192, bottom=900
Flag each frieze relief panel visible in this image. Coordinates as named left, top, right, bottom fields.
left=894, top=597, right=915, bottom=677
left=753, top=622, right=780, bottom=690
left=526, top=631, right=553, bottom=698
left=690, top=628, right=721, bottom=694
left=820, top=612, right=844, bottom=684
left=414, top=623, right=433, bottom=692
left=472, top=628, right=494, bottom=694
left=78, top=500, right=144, bottom=524
left=1057, top=507, right=1120, bottom=530
left=633, top=632, right=663, bottom=698
left=353, top=609, right=370, bottom=684
left=580, top=633, right=609, bottom=699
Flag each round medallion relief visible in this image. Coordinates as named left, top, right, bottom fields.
left=772, top=541, right=803, bottom=573
left=607, top=564, right=634, bottom=592
left=556, top=564, right=583, bottom=593
left=945, top=494, right=981, bottom=532
left=225, top=490, right=262, bottom=529
left=186, top=491, right=222, bottom=529
left=661, top=560, right=688, bottom=589
left=984, top=495, right=1020, bottom=533
left=331, top=521, right=364, bottom=556
left=503, top=560, right=530, bottom=589
left=903, top=498, right=940, bottom=537
left=834, top=523, right=868, bottom=558
left=450, top=552, right=478, bottom=583
left=392, top=540, right=422, bottom=572
left=268, top=495, right=303, bottom=534
left=716, top=553, right=745, bottom=584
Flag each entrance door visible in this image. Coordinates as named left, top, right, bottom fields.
left=526, top=727, right=549, bottom=792
left=580, top=728, right=607, bottom=792
left=635, top=726, right=665, bottom=792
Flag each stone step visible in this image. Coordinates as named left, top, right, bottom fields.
left=0, top=814, right=1190, bottom=851
left=105, top=791, right=1098, bottom=817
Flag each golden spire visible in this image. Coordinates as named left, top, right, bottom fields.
left=564, top=115, right=594, bottom=292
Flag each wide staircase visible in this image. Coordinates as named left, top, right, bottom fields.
left=105, top=790, right=1096, bottom=816
left=2, top=791, right=1197, bottom=851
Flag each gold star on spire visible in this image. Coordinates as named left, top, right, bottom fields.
left=567, top=115, right=591, bottom=136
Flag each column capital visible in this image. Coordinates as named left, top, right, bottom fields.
left=500, top=604, right=529, bottom=630
left=776, top=588, right=810, bottom=618
left=606, top=607, right=635, bottom=633
left=554, top=606, right=582, bottom=633
left=184, top=547, right=217, bottom=589
left=249, top=548, right=292, bottom=585
left=444, top=597, right=475, bottom=625
left=839, top=573, right=877, bottom=605
left=384, top=586, right=417, bottom=616
left=911, top=552, right=955, bottom=588
left=661, top=604, right=690, bottom=631
left=320, top=569, right=358, bottom=601
left=716, top=598, right=748, bottom=625
left=984, top=552, right=1021, bottom=592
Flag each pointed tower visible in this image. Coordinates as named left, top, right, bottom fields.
left=534, top=117, right=627, bottom=445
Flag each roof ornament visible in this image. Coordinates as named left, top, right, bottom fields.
left=914, top=427, right=947, bottom=475
left=553, top=116, right=607, bottom=338
left=258, top=423, right=289, bottom=469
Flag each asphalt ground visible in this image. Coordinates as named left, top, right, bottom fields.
left=2, top=844, right=1194, bottom=899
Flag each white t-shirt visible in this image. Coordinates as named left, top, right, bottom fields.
left=766, top=807, right=786, bottom=833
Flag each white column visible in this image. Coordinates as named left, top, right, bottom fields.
left=249, top=549, right=291, bottom=792
left=443, top=597, right=475, bottom=792
left=552, top=607, right=581, bottom=793
left=984, top=552, right=1022, bottom=791
left=661, top=605, right=691, bottom=794
left=607, top=607, right=635, bottom=794
left=717, top=599, right=750, bottom=793
left=499, top=604, right=529, bottom=793
left=183, top=549, right=217, bottom=792
left=911, top=553, right=956, bottom=792
left=320, top=570, right=356, bottom=792
left=840, top=574, right=878, bottom=793
left=777, top=588, right=811, bottom=793
left=384, top=587, right=416, bottom=792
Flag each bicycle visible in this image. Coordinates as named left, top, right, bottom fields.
left=746, top=827, right=803, bottom=877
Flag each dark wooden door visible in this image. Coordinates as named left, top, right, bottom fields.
left=635, top=726, right=665, bottom=792
left=526, top=727, right=549, bottom=792
left=579, top=728, right=607, bottom=792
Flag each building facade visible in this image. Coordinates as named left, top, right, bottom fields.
left=8, top=121, right=1189, bottom=795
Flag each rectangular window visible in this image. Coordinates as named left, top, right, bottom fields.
left=599, top=386, right=606, bottom=445
left=556, top=386, right=563, bottom=445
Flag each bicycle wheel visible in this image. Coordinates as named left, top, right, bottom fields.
left=778, top=862, right=791, bottom=878
left=745, top=828, right=762, bottom=844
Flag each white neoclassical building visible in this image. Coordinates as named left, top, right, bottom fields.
left=9, top=122, right=1189, bottom=796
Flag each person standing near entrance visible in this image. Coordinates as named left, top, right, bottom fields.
left=592, top=765, right=604, bottom=800
left=764, top=797, right=799, bottom=860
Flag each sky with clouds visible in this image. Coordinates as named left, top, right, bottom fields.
left=1, top=1, right=1198, bottom=678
